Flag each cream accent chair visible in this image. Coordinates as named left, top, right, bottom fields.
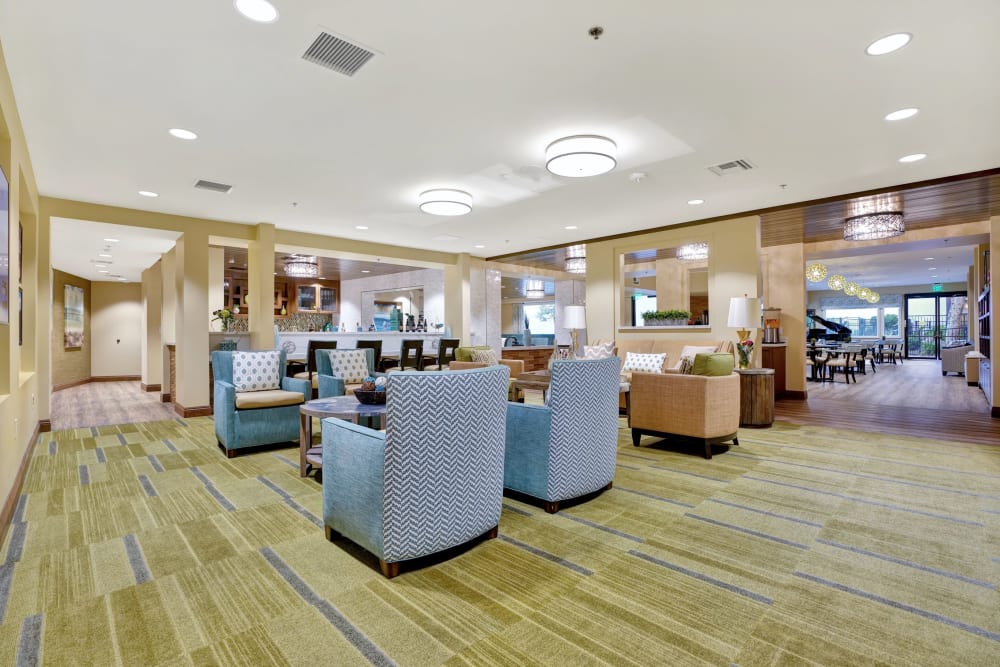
left=941, top=343, right=973, bottom=376
left=628, top=371, right=740, bottom=459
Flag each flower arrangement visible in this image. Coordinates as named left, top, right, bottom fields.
left=736, top=339, right=754, bottom=369
left=212, top=308, right=234, bottom=331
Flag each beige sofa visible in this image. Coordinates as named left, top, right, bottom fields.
left=612, top=338, right=733, bottom=409
left=628, top=371, right=741, bottom=459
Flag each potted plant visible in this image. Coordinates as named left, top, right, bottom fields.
left=664, top=309, right=691, bottom=325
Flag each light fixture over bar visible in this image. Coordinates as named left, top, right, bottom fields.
left=285, top=256, right=318, bottom=278
left=564, top=244, right=586, bottom=273
left=676, top=242, right=708, bottom=261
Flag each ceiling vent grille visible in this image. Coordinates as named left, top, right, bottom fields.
left=302, top=32, right=375, bottom=77
left=707, top=159, right=755, bottom=176
left=194, top=179, right=233, bottom=194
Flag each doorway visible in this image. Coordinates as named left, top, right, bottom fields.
left=904, top=292, right=968, bottom=359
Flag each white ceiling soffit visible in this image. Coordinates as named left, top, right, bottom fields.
left=1, top=2, right=998, bottom=260
left=51, top=218, right=180, bottom=283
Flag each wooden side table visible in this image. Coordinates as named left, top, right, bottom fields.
left=735, top=368, right=775, bottom=428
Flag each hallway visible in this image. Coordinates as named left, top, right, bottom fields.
left=49, top=381, right=177, bottom=431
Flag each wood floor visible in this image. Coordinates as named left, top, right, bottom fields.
left=50, top=381, right=176, bottom=431
left=777, top=358, right=1000, bottom=446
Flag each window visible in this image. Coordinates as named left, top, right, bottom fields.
left=633, top=294, right=657, bottom=326
left=883, top=306, right=900, bottom=337
left=523, top=303, right=555, bottom=334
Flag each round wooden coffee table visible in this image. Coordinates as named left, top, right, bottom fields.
left=299, top=395, right=387, bottom=477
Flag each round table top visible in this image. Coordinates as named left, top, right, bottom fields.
left=300, top=395, right=387, bottom=419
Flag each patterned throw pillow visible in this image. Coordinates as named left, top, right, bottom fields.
left=232, top=351, right=282, bottom=392
left=678, top=357, right=695, bottom=374
left=583, top=340, right=616, bottom=359
left=325, top=349, right=369, bottom=383
left=673, top=345, right=717, bottom=370
left=622, top=352, right=666, bottom=374
left=470, top=348, right=498, bottom=366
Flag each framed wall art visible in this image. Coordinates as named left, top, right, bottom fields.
left=64, top=284, right=84, bottom=348
left=0, top=163, right=9, bottom=326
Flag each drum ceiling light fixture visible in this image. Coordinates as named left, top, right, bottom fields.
left=545, top=135, right=617, bottom=178
left=843, top=193, right=905, bottom=241
left=564, top=244, right=587, bottom=273
left=419, top=189, right=472, bottom=216
left=284, top=255, right=318, bottom=278
left=676, top=242, right=709, bottom=261
left=525, top=279, right=545, bottom=299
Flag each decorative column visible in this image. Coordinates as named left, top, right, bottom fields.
left=248, top=223, right=276, bottom=350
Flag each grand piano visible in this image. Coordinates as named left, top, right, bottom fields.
left=807, top=313, right=852, bottom=342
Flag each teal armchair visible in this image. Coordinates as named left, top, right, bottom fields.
left=316, top=347, right=383, bottom=398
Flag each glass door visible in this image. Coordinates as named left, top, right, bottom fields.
left=905, top=293, right=969, bottom=359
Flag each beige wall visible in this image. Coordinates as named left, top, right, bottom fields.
left=762, top=244, right=806, bottom=393
left=141, top=261, right=163, bottom=388
left=91, top=282, right=142, bottom=377
left=588, top=215, right=761, bottom=346
left=51, top=269, right=91, bottom=387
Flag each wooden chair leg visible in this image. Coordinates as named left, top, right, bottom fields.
left=703, top=441, right=713, bottom=459
left=732, top=437, right=739, bottom=447
left=486, top=525, right=499, bottom=539
left=631, top=430, right=642, bottom=447
left=543, top=501, right=560, bottom=514
left=604, top=481, right=613, bottom=491
left=324, top=525, right=341, bottom=542
left=379, top=560, right=400, bottom=578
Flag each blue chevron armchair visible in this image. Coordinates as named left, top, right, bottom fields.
left=503, top=357, right=620, bottom=513
left=211, top=350, right=310, bottom=458
left=321, top=365, right=510, bottom=578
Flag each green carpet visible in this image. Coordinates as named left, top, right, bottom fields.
left=1, top=416, right=998, bottom=666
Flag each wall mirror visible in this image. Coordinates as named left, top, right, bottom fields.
left=619, top=243, right=709, bottom=327
left=363, top=287, right=424, bottom=331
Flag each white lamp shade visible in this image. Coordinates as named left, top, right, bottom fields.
left=727, top=296, right=761, bottom=329
left=563, top=305, right=587, bottom=330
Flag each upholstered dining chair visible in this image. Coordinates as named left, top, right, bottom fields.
left=384, top=339, right=424, bottom=372
left=422, top=337, right=460, bottom=371
left=321, top=364, right=510, bottom=577
left=292, top=340, right=338, bottom=398
left=355, top=339, right=383, bottom=371
left=211, top=350, right=310, bottom=458
left=316, top=348, right=381, bottom=398
left=503, top=357, right=620, bottom=513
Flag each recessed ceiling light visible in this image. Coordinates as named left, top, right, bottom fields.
left=931, top=275, right=939, bottom=278
left=565, top=225, right=578, bottom=230
left=474, top=244, right=485, bottom=249
left=104, top=238, right=120, bottom=243
left=99, top=253, right=112, bottom=258
left=168, top=128, right=198, bottom=141
left=98, top=270, right=109, bottom=274
left=355, top=225, right=369, bottom=230
left=95, top=264, right=108, bottom=269
left=866, top=32, right=911, bottom=56
left=361, top=270, right=371, bottom=274
left=928, top=267, right=937, bottom=271
left=898, top=153, right=926, bottom=163
left=117, top=277, right=128, bottom=282
left=138, top=190, right=159, bottom=198
left=924, top=257, right=934, bottom=260
left=885, top=107, right=919, bottom=121
left=687, top=199, right=705, bottom=205
left=234, top=0, right=279, bottom=23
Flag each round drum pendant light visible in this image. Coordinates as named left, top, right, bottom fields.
left=806, top=263, right=828, bottom=282
left=545, top=135, right=617, bottom=178
left=419, top=189, right=472, bottom=216
left=828, top=274, right=846, bottom=291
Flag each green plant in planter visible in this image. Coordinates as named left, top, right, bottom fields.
left=663, top=309, right=691, bottom=324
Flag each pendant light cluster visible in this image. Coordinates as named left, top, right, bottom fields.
left=809, top=263, right=879, bottom=303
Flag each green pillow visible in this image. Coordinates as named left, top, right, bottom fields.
left=455, top=345, right=491, bottom=362
left=691, top=352, right=734, bottom=376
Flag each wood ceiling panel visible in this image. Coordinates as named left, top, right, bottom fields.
left=219, top=247, right=417, bottom=281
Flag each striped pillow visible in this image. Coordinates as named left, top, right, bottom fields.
left=583, top=341, right=616, bottom=359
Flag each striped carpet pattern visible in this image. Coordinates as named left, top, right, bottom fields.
left=1, top=415, right=998, bottom=665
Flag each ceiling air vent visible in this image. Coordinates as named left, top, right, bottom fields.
left=707, top=159, right=755, bottom=176
left=302, top=31, right=376, bottom=77
left=194, top=179, right=233, bottom=194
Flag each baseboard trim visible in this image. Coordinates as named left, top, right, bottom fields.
left=174, top=402, right=211, bottom=418
left=39, top=419, right=52, bottom=433
left=0, top=422, right=41, bottom=554
left=161, top=393, right=172, bottom=403
left=91, top=375, right=141, bottom=383
left=52, top=377, right=90, bottom=392
left=53, top=376, right=141, bottom=392
left=141, top=383, right=162, bottom=392
left=782, top=390, right=808, bottom=400
left=992, top=406, right=1000, bottom=419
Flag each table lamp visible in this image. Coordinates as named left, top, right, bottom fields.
left=564, top=305, right=587, bottom=358
left=728, top=295, right=761, bottom=367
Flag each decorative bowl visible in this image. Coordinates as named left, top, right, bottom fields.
left=354, top=390, right=387, bottom=405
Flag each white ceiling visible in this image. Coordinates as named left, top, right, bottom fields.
left=805, top=237, right=987, bottom=291
left=51, top=218, right=179, bottom=283
left=2, top=2, right=999, bottom=269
